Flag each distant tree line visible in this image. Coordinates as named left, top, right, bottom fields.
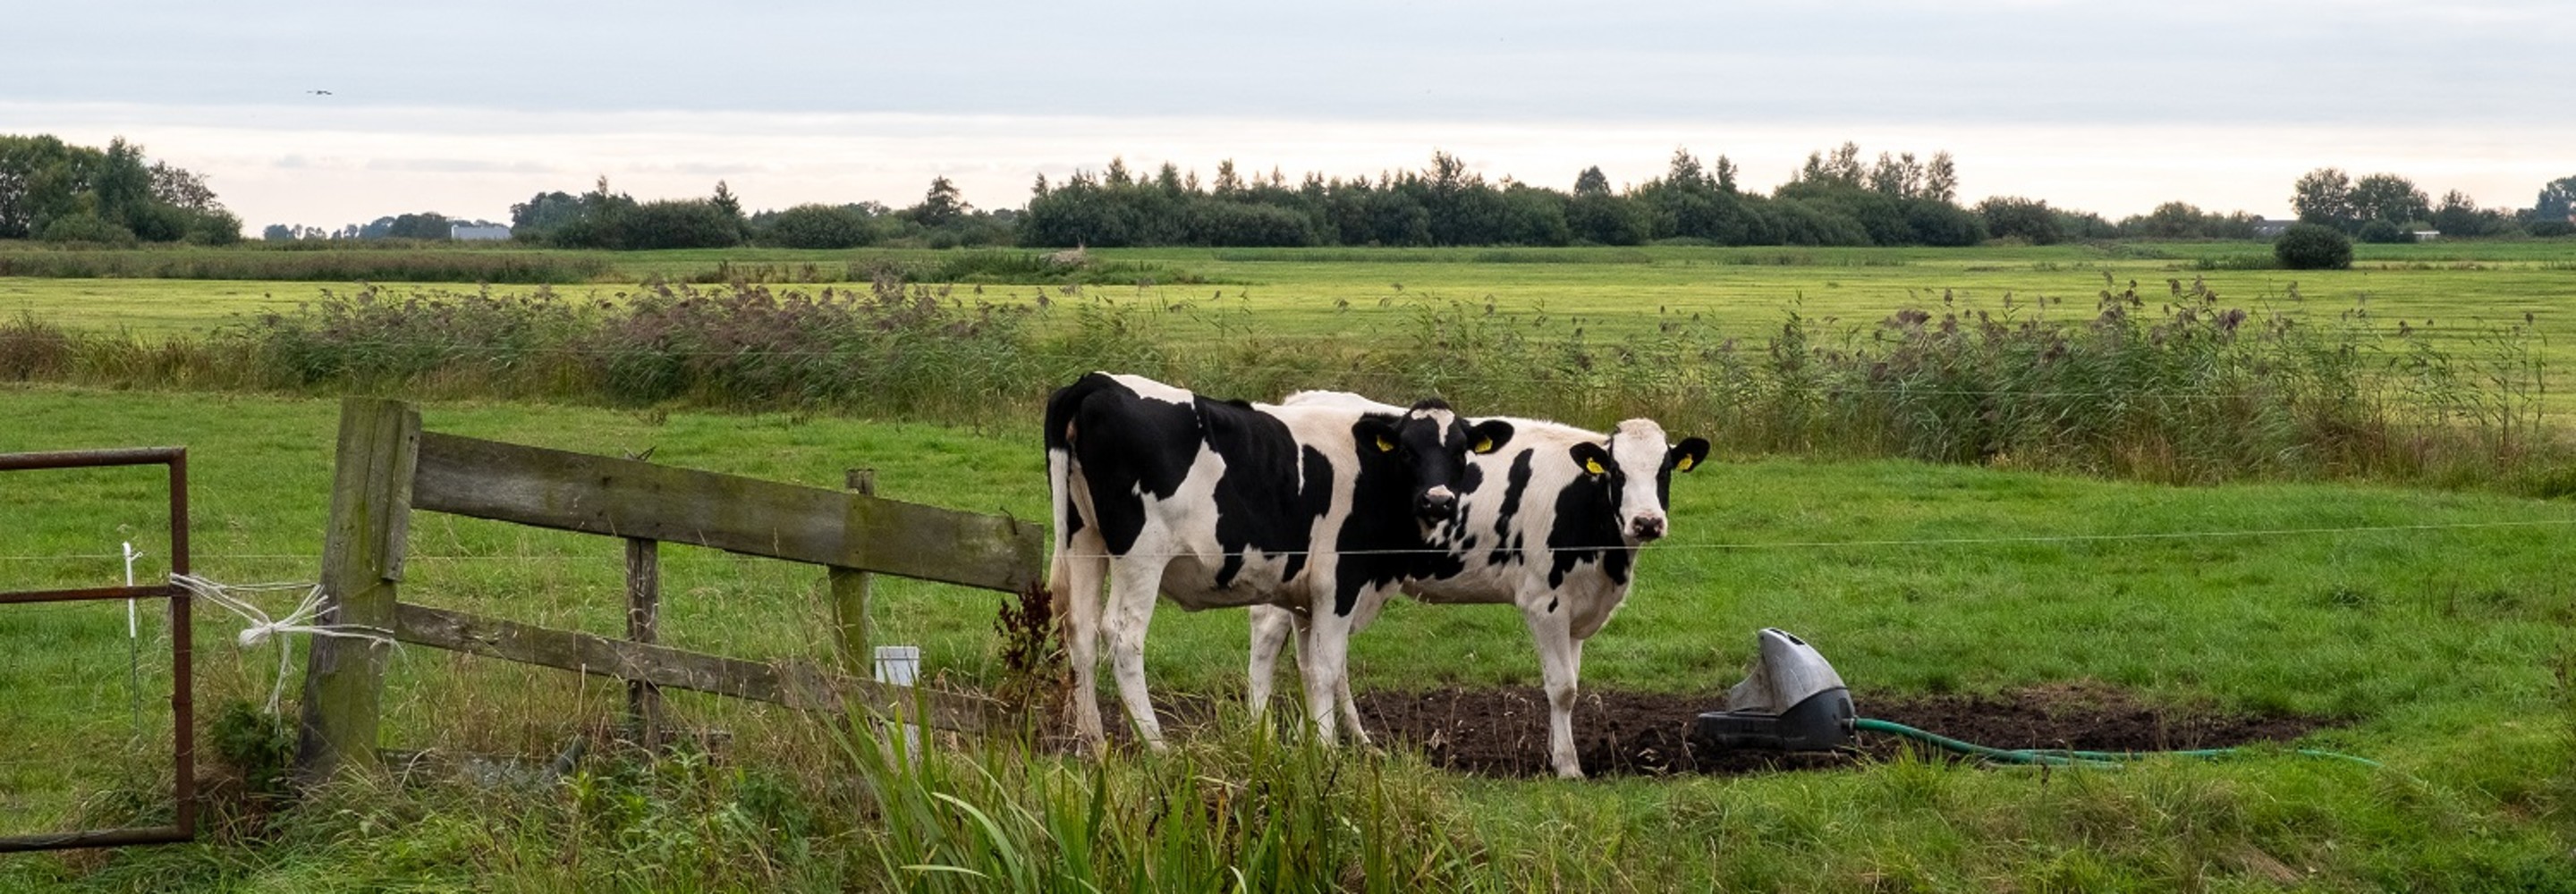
left=2290, top=168, right=2572, bottom=242
left=497, top=176, right=1015, bottom=250
left=0, top=135, right=242, bottom=244
left=14, top=131, right=2574, bottom=252
left=1016, top=146, right=2576, bottom=249
left=242, top=160, right=2576, bottom=252
left=1017, top=145, right=1999, bottom=249
left=261, top=213, right=507, bottom=241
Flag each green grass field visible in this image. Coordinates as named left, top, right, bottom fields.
left=3, top=384, right=2570, bottom=890
left=8, top=241, right=2571, bottom=341
left=3, top=239, right=2573, bottom=889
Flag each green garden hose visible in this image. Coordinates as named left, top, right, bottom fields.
left=1851, top=717, right=2382, bottom=768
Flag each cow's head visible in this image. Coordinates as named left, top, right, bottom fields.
left=1356, top=399, right=1515, bottom=524
left=1566, top=419, right=1710, bottom=544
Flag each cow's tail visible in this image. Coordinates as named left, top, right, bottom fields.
left=1045, top=448, right=1075, bottom=628
left=1041, top=374, right=1114, bottom=626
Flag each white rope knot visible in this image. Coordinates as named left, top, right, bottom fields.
left=172, top=574, right=397, bottom=713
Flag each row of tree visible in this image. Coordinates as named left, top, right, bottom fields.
left=1017, top=146, right=1996, bottom=249
left=260, top=213, right=506, bottom=242
left=2286, top=168, right=2573, bottom=241
left=490, top=176, right=1016, bottom=250
left=1015, top=149, right=2576, bottom=249
left=477, top=144, right=2012, bottom=251
left=14, top=131, right=2571, bottom=251
left=0, top=135, right=242, bottom=244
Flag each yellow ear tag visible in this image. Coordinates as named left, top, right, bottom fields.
left=1676, top=455, right=1696, bottom=472
left=1584, top=458, right=1606, bottom=476
left=1375, top=435, right=1395, bottom=452
left=1473, top=437, right=1494, bottom=453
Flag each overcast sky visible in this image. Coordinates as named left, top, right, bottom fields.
left=11, top=0, right=2571, bottom=232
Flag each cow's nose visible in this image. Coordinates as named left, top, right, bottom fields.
left=1417, top=491, right=1456, bottom=518
left=1630, top=515, right=1666, bottom=541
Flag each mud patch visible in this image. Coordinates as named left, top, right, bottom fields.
left=1356, top=681, right=2328, bottom=778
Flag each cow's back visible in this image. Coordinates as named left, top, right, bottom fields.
left=1050, top=373, right=1385, bottom=607
left=1407, top=418, right=1638, bottom=634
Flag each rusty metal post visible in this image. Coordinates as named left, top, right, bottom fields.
left=0, top=446, right=195, bottom=851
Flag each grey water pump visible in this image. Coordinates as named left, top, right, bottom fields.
left=1690, top=628, right=1856, bottom=752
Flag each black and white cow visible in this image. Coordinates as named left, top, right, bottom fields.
left=1250, top=393, right=1708, bottom=778
left=1045, top=373, right=1514, bottom=754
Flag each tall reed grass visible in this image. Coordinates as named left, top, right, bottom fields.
left=7, top=273, right=2559, bottom=489
left=0, top=247, right=614, bottom=283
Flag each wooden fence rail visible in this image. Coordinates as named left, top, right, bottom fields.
left=296, top=398, right=1043, bottom=782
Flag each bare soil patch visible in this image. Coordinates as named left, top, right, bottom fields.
left=1353, top=681, right=2327, bottom=778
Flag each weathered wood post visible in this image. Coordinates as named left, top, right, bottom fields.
left=295, top=398, right=419, bottom=784
left=625, top=536, right=662, bottom=749
left=828, top=468, right=877, bottom=679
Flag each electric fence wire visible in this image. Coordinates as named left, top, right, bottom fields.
left=2, top=516, right=2572, bottom=566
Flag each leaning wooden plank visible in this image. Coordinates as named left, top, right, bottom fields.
left=409, top=431, right=1041, bottom=593
left=392, top=603, right=994, bottom=734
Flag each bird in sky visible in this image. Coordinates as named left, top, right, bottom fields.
left=307, top=89, right=333, bottom=96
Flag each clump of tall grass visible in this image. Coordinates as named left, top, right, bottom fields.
left=1823, top=281, right=2371, bottom=479
left=840, top=709, right=1475, bottom=892
left=584, top=275, right=1044, bottom=417
left=214, top=275, right=1071, bottom=420
left=233, top=285, right=601, bottom=393
left=2, top=312, right=271, bottom=391
left=1801, top=278, right=2552, bottom=484
left=1369, top=277, right=2557, bottom=487
left=1, top=312, right=77, bottom=380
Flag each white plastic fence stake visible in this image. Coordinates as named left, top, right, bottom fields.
left=123, top=542, right=143, bottom=736
left=874, top=645, right=923, bottom=755
left=123, top=542, right=140, bottom=637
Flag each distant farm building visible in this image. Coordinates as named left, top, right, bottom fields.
left=450, top=223, right=512, bottom=240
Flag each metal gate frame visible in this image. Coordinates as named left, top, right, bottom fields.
left=0, top=447, right=195, bottom=852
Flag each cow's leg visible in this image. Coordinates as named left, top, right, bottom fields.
left=1299, top=587, right=1355, bottom=746
left=1104, top=554, right=1168, bottom=750
left=1520, top=601, right=1585, bottom=779
left=1247, top=604, right=1296, bottom=721
left=1258, top=607, right=1371, bottom=745
left=1292, top=605, right=1373, bottom=746
left=1058, top=531, right=1112, bottom=755
left=1328, top=598, right=1374, bottom=746
left=1335, top=660, right=1368, bottom=746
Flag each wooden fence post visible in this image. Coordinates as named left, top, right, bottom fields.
left=625, top=536, right=662, bottom=749
left=294, top=397, right=419, bottom=784
left=829, top=468, right=877, bottom=679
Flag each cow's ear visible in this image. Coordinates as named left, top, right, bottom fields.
left=1353, top=416, right=1400, bottom=453
left=1467, top=419, right=1515, bottom=454
left=1569, top=442, right=1613, bottom=477
left=1667, top=437, right=1711, bottom=474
